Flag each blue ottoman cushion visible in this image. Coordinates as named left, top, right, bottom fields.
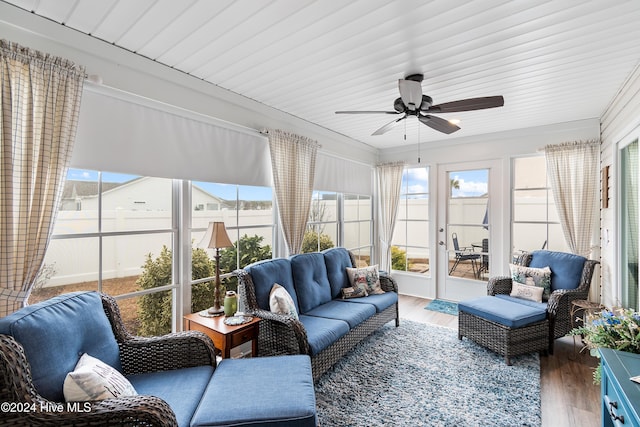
left=128, top=366, right=214, bottom=427
left=191, top=355, right=316, bottom=427
left=495, top=294, right=547, bottom=311
left=458, top=296, right=547, bottom=328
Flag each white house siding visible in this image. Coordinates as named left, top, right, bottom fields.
left=600, top=64, right=640, bottom=308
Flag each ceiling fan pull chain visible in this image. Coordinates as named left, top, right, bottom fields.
left=417, top=120, right=421, bottom=163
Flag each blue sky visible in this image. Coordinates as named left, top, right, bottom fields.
left=403, top=167, right=488, bottom=197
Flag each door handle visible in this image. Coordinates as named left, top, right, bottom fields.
left=439, top=241, right=445, bottom=246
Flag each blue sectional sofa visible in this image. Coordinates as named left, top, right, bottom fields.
left=236, top=247, right=399, bottom=380
left=0, top=291, right=317, bottom=427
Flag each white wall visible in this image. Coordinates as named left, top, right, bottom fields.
left=600, top=64, right=640, bottom=308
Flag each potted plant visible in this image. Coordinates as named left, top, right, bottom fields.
left=571, top=308, right=640, bottom=383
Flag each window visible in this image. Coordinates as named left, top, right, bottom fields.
left=191, top=182, right=274, bottom=304
left=31, top=169, right=176, bottom=336
left=344, top=194, right=372, bottom=267
left=303, top=191, right=338, bottom=253
left=512, top=156, right=567, bottom=254
left=392, top=167, right=430, bottom=274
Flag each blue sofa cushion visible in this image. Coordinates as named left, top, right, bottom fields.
left=290, top=253, right=332, bottom=314
left=128, top=365, right=214, bottom=427
left=0, top=291, right=121, bottom=402
left=528, top=250, right=586, bottom=292
left=458, top=296, right=547, bottom=328
left=245, top=258, right=299, bottom=312
left=304, top=300, right=376, bottom=328
left=337, top=292, right=398, bottom=313
left=322, top=247, right=353, bottom=299
left=298, top=315, right=350, bottom=356
left=191, top=356, right=316, bottom=427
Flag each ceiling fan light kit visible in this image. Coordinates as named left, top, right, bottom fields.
left=336, top=73, right=504, bottom=136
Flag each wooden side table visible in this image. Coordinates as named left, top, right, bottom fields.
left=184, top=313, right=260, bottom=359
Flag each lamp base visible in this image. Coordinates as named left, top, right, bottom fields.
left=207, top=306, right=224, bottom=316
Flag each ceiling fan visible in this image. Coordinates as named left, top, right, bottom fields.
left=335, top=74, right=504, bottom=135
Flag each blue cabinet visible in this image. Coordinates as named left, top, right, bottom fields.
left=600, top=348, right=640, bottom=426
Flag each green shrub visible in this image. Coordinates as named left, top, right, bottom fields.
left=301, top=230, right=334, bottom=253
left=219, top=234, right=272, bottom=292
left=137, top=245, right=215, bottom=336
left=391, top=246, right=407, bottom=271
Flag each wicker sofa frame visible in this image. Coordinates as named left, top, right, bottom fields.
left=236, top=251, right=399, bottom=381
left=487, top=251, right=599, bottom=348
left=0, top=293, right=216, bottom=427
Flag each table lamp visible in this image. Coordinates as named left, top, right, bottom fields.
left=200, top=221, right=233, bottom=316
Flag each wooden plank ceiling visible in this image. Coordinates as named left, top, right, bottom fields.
left=4, top=0, right=640, bottom=148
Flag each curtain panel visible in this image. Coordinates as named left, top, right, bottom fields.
left=376, top=162, right=405, bottom=272
left=0, top=40, right=85, bottom=316
left=268, top=129, right=319, bottom=255
left=544, top=139, right=599, bottom=258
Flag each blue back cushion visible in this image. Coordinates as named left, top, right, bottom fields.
left=528, top=250, right=586, bottom=291
left=245, top=258, right=298, bottom=312
left=322, top=247, right=353, bottom=299
left=290, top=253, right=332, bottom=314
left=0, top=291, right=121, bottom=402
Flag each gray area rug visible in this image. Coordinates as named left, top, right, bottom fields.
left=315, top=320, right=541, bottom=427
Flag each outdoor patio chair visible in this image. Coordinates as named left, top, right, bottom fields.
left=449, top=232, right=481, bottom=278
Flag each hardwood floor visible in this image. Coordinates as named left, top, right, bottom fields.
left=398, top=294, right=601, bottom=427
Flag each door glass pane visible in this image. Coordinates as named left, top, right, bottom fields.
left=448, top=169, right=489, bottom=280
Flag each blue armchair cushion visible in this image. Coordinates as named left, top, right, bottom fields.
left=459, top=296, right=547, bottom=328
left=290, top=253, right=332, bottom=314
left=322, top=247, right=353, bottom=298
left=245, top=258, right=299, bottom=312
left=298, top=315, right=350, bottom=355
left=528, top=250, right=586, bottom=292
left=0, top=291, right=121, bottom=402
left=128, top=365, right=214, bottom=427
left=191, top=356, right=316, bottom=427
left=304, top=300, right=376, bottom=328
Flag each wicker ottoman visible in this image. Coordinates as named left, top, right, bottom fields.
left=458, top=296, right=549, bottom=365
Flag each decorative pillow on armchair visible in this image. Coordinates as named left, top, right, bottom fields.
left=346, top=265, right=385, bottom=295
left=269, top=283, right=299, bottom=319
left=510, top=281, right=544, bottom=303
left=63, top=353, right=137, bottom=402
left=509, top=264, right=552, bottom=297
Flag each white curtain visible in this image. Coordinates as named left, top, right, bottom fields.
left=268, top=129, right=319, bottom=255
left=0, top=39, right=85, bottom=316
left=376, top=162, right=405, bottom=272
left=545, top=139, right=599, bottom=258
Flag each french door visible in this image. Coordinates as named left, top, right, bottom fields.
left=436, top=160, right=501, bottom=301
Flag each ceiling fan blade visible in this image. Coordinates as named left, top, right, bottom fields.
left=428, top=96, right=504, bottom=113
left=372, top=115, right=407, bottom=135
left=398, top=79, right=422, bottom=111
left=418, top=114, right=460, bottom=134
left=335, top=110, right=399, bottom=114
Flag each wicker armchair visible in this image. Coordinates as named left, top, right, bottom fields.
left=236, top=249, right=399, bottom=380
left=0, top=292, right=216, bottom=427
left=488, top=250, right=599, bottom=343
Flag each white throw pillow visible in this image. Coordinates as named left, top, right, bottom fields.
left=269, top=283, right=299, bottom=319
left=63, top=353, right=137, bottom=401
left=510, top=281, right=544, bottom=303
left=346, top=265, right=384, bottom=295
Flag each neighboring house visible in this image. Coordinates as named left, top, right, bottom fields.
left=60, top=178, right=228, bottom=212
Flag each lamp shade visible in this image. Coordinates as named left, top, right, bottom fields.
left=200, top=222, right=233, bottom=249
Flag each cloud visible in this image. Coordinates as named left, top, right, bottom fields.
left=453, top=177, right=487, bottom=197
